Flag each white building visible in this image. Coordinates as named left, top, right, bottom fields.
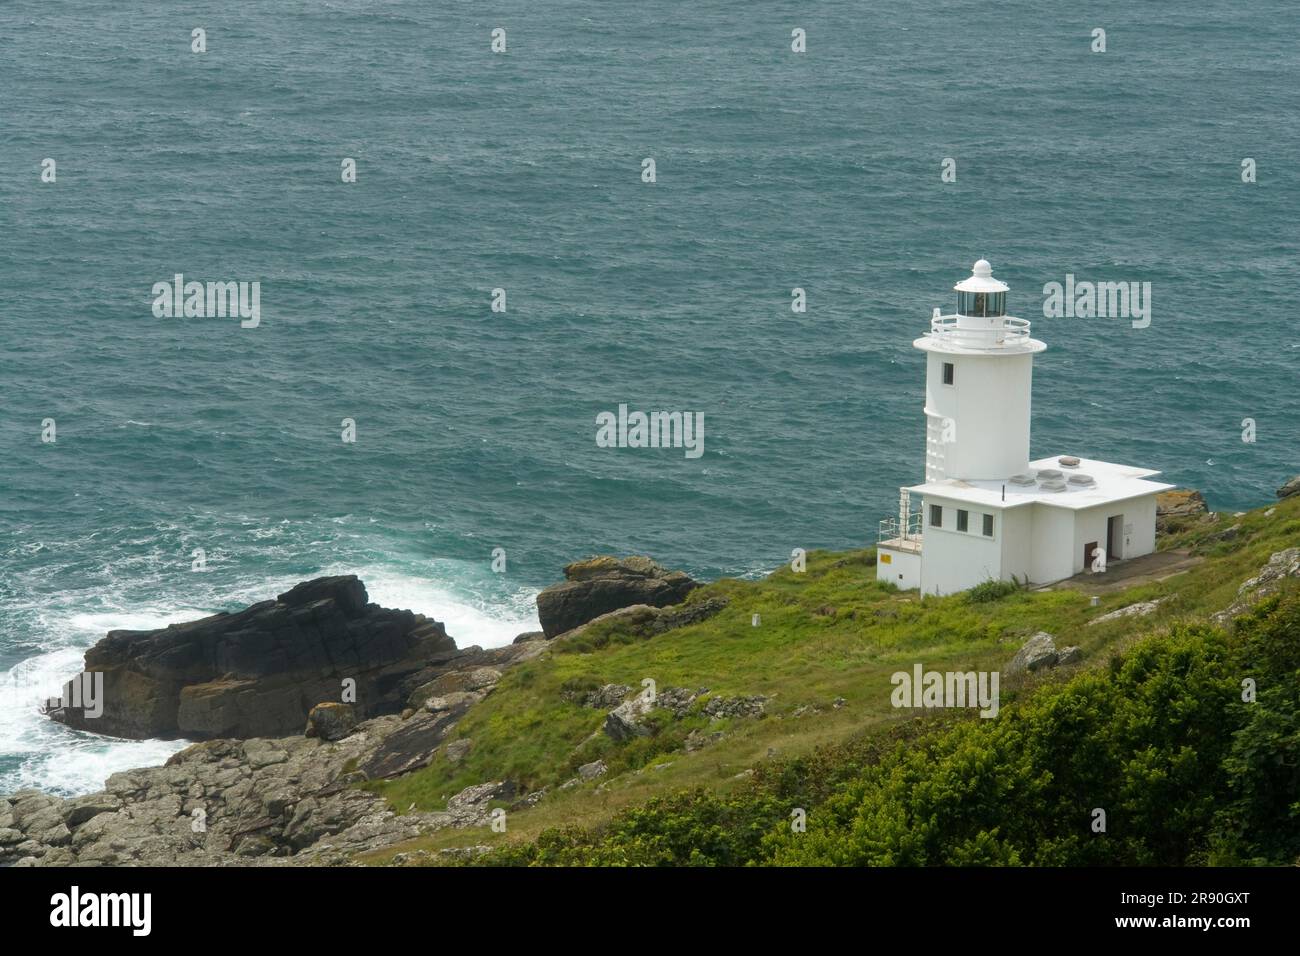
left=876, top=260, right=1173, bottom=596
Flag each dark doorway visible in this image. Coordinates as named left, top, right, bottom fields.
left=1107, top=515, right=1123, bottom=561
left=1084, top=541, right=1100, bottom=570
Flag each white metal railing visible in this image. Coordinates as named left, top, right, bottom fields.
left=878, top=513, right=922, bottom=544
left=879, top=487, right=923, bottom=544
left=927, top=313, right=1031, bottom=348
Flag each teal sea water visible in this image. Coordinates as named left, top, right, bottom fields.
left=2, top=1, right=1297, bottom=794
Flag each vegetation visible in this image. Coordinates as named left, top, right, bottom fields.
left=965, top=577, right=1023, bottom=603
left=360, top=493, right=1300, bottom=866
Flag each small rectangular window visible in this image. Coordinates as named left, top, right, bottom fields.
left=982, top=513, right=994, bottom=536
left=930, top=504, right=942, bottom=528
left=942, top=362, right=955, bottom=385
left=957, top=509, right=968, bottom=532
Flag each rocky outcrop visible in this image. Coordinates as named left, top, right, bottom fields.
left=604, top=695, right=656, bottom=741
left=536, top=556, right=699, bottom=638
left=1088, top=598, right=1168, bottom=626
left=1213, top=548, right=1300, bottom=625
left=5, top=554, right=736, bottom=866
left=553, top=597, right=728, bottom=645
left=2, top=719, right=414, bottom=866
left=1006, top=632, right=1081, bottom=675
left=1277, top=475, right=1300, bottom=500
left=601, top=686, right=768, bottom=741
left=3, top=655, right=539, bottom=869
left=703, top=695, right=769, bottom=719
left=443, top=781, right=516, bottom=827
left=46, top=576, right=459, bottom=741
left=1157, top=489, right=1208, bottom=518
left=656, top=686, right=707, bottom=718
left=358, top=699, right=474, bottom=780
left=1156, top=489, right=1208, bottom=533
left=564, top=682, right=632, bottom=709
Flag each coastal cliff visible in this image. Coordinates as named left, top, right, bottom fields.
left=2, top=557, right=706, bottom=865
left=4, top=479, right=1299, bottom=867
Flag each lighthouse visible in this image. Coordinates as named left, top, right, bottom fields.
left=917, top=259, right=1045, bottom=483
left=876, top=260, right=1174, bottom=596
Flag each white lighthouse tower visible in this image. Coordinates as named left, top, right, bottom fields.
left=917, top=259, right=1045, bottom=483
left=876, top=260, right=1173, bottom=595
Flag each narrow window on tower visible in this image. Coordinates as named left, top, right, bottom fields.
left=982, top=513, right=994, bottom=537
left=957, top=509, right=969, bottom=532
left=942, top=362, right=955, bottom=385
left=930, top=504, right=943, bottom=528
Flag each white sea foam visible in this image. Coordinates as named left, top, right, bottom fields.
left=0, top=613, right=194, bottom=798
left=0, top=559, right=539, bottom=796
left=329, top=561, right=540, bottom=649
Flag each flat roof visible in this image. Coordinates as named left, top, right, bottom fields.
left=906, top=456, right=1176, bottom=511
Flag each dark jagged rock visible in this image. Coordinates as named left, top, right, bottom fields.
left=8, top=555, right=706, bottom=866
left=1277, top=475, right=1300, bottom=500
left=46, top=576, right=458, bottom=741
left=359, top=704, right=469, bottom=780
left=535, top=556, right=699, bottom=638
left=7, top=637, right=557, bottom=866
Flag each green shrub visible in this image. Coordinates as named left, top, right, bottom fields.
left=464, top=586, right=1300, bottom=867
left=965, top=578, right=1022, bottom=604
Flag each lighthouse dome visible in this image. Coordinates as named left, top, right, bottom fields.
left=953, top=259, right=1009, bottom=317
left=953, top=259, right=1009, bottom=294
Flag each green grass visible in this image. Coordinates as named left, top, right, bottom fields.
left=360, top=492, right=1300, bottom=862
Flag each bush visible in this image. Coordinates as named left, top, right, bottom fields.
left=464, top=585, right=1300, bottom=867
left=965, top=578, right=1022, bottom=604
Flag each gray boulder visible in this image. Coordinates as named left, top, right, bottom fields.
left=1007, top=632, right=1062, bottom=675
left=1277, top=475, right=1300, bottom=500
left=604, top=695, right=655, bottom=741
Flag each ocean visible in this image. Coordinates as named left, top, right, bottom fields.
left=2, top=0, right=1297, bottom=795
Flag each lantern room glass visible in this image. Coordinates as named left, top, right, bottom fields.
left=956, top=290, right=1005, bottom=317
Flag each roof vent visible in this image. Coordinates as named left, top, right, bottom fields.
left=1058, top=456, right=1081, bottom=468
left=1039, top=478, right=1068, bottom=492
left=1036, top=469, right=1063, bottom=481
left=1009, top=473, right=1038, bottom=486
left=1068, top=473, right=1096, bottom=487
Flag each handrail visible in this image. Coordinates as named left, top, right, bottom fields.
left=878, top=514, right=923, bottom=544
left=927, top=313, right=1032, bottom=347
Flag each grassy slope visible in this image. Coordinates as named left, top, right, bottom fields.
left=360, top=493, right=1300, bottom=862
